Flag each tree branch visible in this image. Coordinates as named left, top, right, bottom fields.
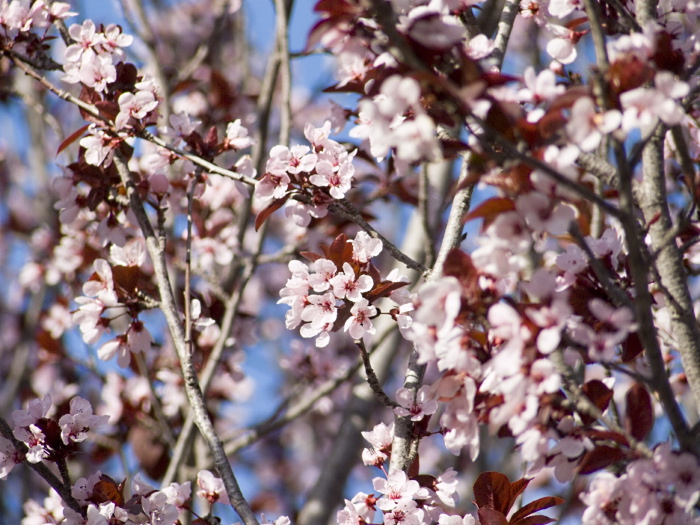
left=112, top=153, right=259, bottom=525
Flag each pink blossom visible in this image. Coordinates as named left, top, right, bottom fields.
left=97, top=335, right=129, bottom=367
left=224, top=119, right=255, bottom=150
left=13, top=424, right=47, bottom=463
left=566, top=97, right=621, bottom=152
left=518, top=67, right=565, bottom=104
left=73, top=296, right=114, bottom=345
left=304, top=121, right=332, bottom=150
left=256, top=171, right=290, bottom=201
left=12, top=394, right=52, bottom=427
left=545, top=24, right=578, bottom=64
left=301, top=292, right=338, bottom=324
left=0, top=436, right=21, bottom=479
left=394, top=385, right=438, bottom=421
left=79, top=125, right=115, bottom=167
left=161, top=481, right=192, bottom=509
left=65, top=20, right=104, bottom=62
left=309, top=159, right=354, bottom=199
left=402, top=8, right=465, bottom=50
left=82, top=258, right=118, bottom=306
left=58, top=397, right=109, bottom=445
left=300, top=317, right=334, bottom=347
left=308, top=259, right=338, bottom=292
left=196, top=470, right=230, bottom=505
left=101, top=23, right=133, bottom=59
left=63, top=50, right=117, bottom=92
left=383, top=500, right=425, bottom=525
left=374, top=470, right=429, bottom=511
left=361, top=422, right=394, bottom=466
left=142, top=491, right=179, bottom=525
left=393, top=114, right=441, bottom=163
left=115, top=90, right=159, bottom=129
left=438, top=515, right=476, bottom=525
left=329, top=262, right=373, bottom=301
left=465, top=34, right=494, bottom=59
left=548, top=0, right=583, bottom=18
left=345, top=298, right=377, bottom=339
left=349, top=231, right=383, bottom=264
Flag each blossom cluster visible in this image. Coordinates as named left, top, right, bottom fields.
left=73, top=255, right=154, bottom=368
left=581, top=442, right=700, bottom=524
left=1, top=395, right=107, bottom=478
left=62, top=19, right=134, bottom=93
left=279, top=231, right=385, bottom=347
left=255, top=121, right=359, bottom=227
left=0, top=1, right=74, bottom=39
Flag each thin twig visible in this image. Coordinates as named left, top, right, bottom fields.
left=357, top=339, right=398, bottom=408
left=332, top=199, right=427, bottom=274
left=0, top=417, right=85, bottom=517
left=489, top=0, right=519, bottom=70
left=112, top=153, right=259, bottom=525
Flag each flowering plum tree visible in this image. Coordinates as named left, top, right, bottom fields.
left=1, top=0, right=700, bottom=523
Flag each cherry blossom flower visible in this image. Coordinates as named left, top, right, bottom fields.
left=383, top=500, right=424, bottom=525
left=65, top=20, right=104, bottom=62
left=337, top=499, right=364, bottom=525
left=438, top=514, right=476, bottom=525
left=329, top=262, right=373, bottom=301
left=101, top=23, right=133, bottom=59
left=518, top=67, right=565, bottom=104
left=566, top=97, right=621, bottom=152
left=256, top=170, right=291, bottom=201
left=58, top=397, right=108, bottom=445
left=345, top=298, right=377, bottom=340
left=12, top=394, right=52, bottom=427
left=161, top=481, right=192, bottom=510
left=309, top=159, right=354, bottom=199
left=115, top=90, right=159, bottom=129
left=0, top=436, right=21, bottom=479
left=374, top=470, right=429, bottom=511
left=394, top=385, right=438, bottom=421
left=196, top=470, right=230, bottom=505
left=349, top=231, right=383, bottom=264
left=401, top=8, right=465, bottom=50
left=393, top=114, right=441, bottom=163
left=63, top=50, right=117, bottom=92
left=548, top=0, right=583, bottom=18
left=79, top=125, right=116, bottom=167
left=142, top=491, right=179, bottom=525
left=224, top=119, right=255, bottom=150
left=361, top=422, right=394, bottom=466
left=465, top=34, right=494, bottom=60
left=73, top=296, right=113, bottom=345
left=302, top=291, right=338, bottom=324
left=13, top=424, right=47, bottom=463
left=545, top=24, right=578, bottom=64
left=82, top=258, right=118, bottom=306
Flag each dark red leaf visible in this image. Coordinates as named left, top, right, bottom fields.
left=95, top=100, right=119, bottom=122
left=621, top=332, right=643, bottom=362
left=57, top=124, right=91, bottom=155
left=511, top=496, right=565, bottom=522
left=512, top=515, right=558, bottom=525
left=578, top=445, right=626, bottom=474
left=580, top=380, right=614, bottom=425
left=365, top=280, right=409, bottom=301
left=473, top=472, right=512, bottom=514
left=625, top=383, right=654, bottom=441
left=585, top=429, right=629, bottom=447
left=477, top=508, right=508, bottom=525
left=463, top=197, right=515, bottom=225
left=300, top=251, right=323, bottom=263
left=255, top=196, right=289, bottom=231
